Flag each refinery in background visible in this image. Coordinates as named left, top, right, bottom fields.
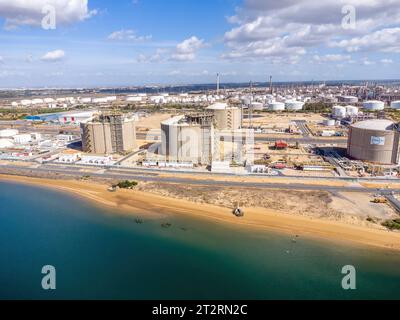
left=1, top=78, right=400, bottom=178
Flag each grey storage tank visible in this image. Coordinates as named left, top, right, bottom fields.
left=347, top=119, right=400, bottom=164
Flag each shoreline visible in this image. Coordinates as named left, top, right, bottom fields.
left=1, top=174, right=400, bottom=251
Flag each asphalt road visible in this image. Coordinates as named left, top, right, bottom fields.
left=1, top=163, right=398, bottom=194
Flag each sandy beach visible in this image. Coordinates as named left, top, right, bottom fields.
left=1, top=174, right=400, bottom=251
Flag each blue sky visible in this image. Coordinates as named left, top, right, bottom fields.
left=0, top=0, right=399, bottom=87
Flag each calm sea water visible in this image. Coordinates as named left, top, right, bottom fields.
left=0, top=181, right=400, bottom=300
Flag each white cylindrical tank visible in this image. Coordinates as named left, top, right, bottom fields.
left=0, top=129, right=19, bottom=138
left=323, top=119, right=336, bottom=126
left=268, top=102, right=285, bottom=111
left=332, top=106, right=346, bottom=118
left=250, top=102, right=264, bottom=111
left=285, top=100, right=304, bottom=111
left=13, top=134, right=32, bottom=144
left=390, top=101, right=400, bottom=109
left=345, top=105, right=359, bottom=117
left=363, top=100, right=385, bottom=111
left=0, top=139, right=14, bottom=149
left=339, top=96, right=358, bottom=104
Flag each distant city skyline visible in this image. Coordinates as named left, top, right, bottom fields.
left=0, top=0, right=399, bottom=87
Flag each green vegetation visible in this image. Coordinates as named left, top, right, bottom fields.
left=303, top=102, right=332, bottom=113
left=113, top=180, right=138, bottom=189
left=382, top=219, right=400, bottom=230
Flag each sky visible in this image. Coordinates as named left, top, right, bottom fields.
left=0, top=0, right=399, bottom=88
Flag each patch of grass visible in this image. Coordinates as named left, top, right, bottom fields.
left=382, top=219, right=400, bottom=230
left=113, top=180, right=138, bottom=189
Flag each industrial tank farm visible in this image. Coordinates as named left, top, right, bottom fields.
left=347, top=119, right=400, bottom=164
left=363, top=100, right=385, bottom=111
left=332, top=106, right=346, bottom=118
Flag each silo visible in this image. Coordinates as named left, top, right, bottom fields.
left=339, top=96, right=358, bottom=104
left=332, top=106, right=346, bottom=118
left=323, top=119, right=336, bottom=126
left=0, top=129, right=19, bottom=138
left=363, top=100, right=385, bottom=111
left=285, top=100, right=304, bottom=111
left=345, top=105, right=359, bottom=117
left=347, top=119, right=400, bottom=164
left=250, top=102, right=264, bottom=111
left=390, top=101, right=400, bottom=109
left=268, top=102, right=285, bottom=111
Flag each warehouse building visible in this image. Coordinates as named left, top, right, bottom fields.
left=81, top=114, right=136, bottom=154
left=347, top=119, right=400, bottom=164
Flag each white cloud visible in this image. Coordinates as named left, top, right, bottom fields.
left=313, top=54, right=352, bottom=63
left=171, top=36, right=205, bottom=61
left=0, top=56, right=3, bottom=63
left=41, top=49, right=65, bottom=62
left=136, top=49, right=167, bottom=63
left=108, top=29, right=152, bottom=42
left=223, top=0, right=400, bottom=61
left=0, top=0, right=96, bottom=29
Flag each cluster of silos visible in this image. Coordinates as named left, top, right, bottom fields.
left=363, top=100, right=385, bottom=111
left=332, top=105, right=359, bottom=118
left=266, top=100, right=304, bottom=111
left=347, top=119, right=400, bottom=164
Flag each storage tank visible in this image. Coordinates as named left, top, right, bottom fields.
left=347, top=119, right=400, bottom=164
left=345, top=105, right=359, bottom=117
left=390, top=101, right=400, bottom=109
left=339, top=96, right=358, bottom=104
left=268, top=102, right=285, bottom=111
left=363, top=100, right=385, bottom=111
left=323, top=119, right=336, bottom=126
left=332, top=106, right=346, bottom=118
left=0, top=139, right=14, bottom=149
left=285, top=100, right=304, bottom=111
left=0, top=129, right=19, bottom=138
left=250, top=102, right=264, bottom=111
left=13, top=134, right=32, bottom=144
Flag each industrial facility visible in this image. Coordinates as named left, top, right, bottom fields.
left=206, top=102, right=242, bottom=130
left=347, top=120, right=400, bottom=164
left=161, top=114, right=214, bottom=165
left=81, top=114, right=136, bottom=154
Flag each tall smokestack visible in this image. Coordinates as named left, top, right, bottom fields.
left=269, top=75, right=273, bottom=95
left=217, top=73, right=220, bottom=95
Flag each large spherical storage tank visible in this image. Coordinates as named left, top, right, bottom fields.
left=268, top=102, right=285, bottom=111
left=390, top=101, right=400, bottom=109
left=345, top=105, right=359, bottom=117
left=363, top=100, right=385, bottom=111
left=285, top=100, right=304, bottom=111
left=332, top=106, right=346, bottom=118
left=347, top=119, right=400, bottom=164
left=250, top=102, right=264, bottom=111
left=339, top=96, right=358, bottom=104
left=0, top=129, right=19, bottom=138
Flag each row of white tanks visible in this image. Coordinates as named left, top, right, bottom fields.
left=248, top=100, right=305, bottom=111
left=332, top=105, right=359, bottom=118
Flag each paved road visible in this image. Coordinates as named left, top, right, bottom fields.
left=1, top=163, right=399, bottom=194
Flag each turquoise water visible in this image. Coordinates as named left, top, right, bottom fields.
left=0, top=181, right=400, bottom=300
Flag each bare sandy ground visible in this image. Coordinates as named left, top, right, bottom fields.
left=1, top=174, right=400, bottom=251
